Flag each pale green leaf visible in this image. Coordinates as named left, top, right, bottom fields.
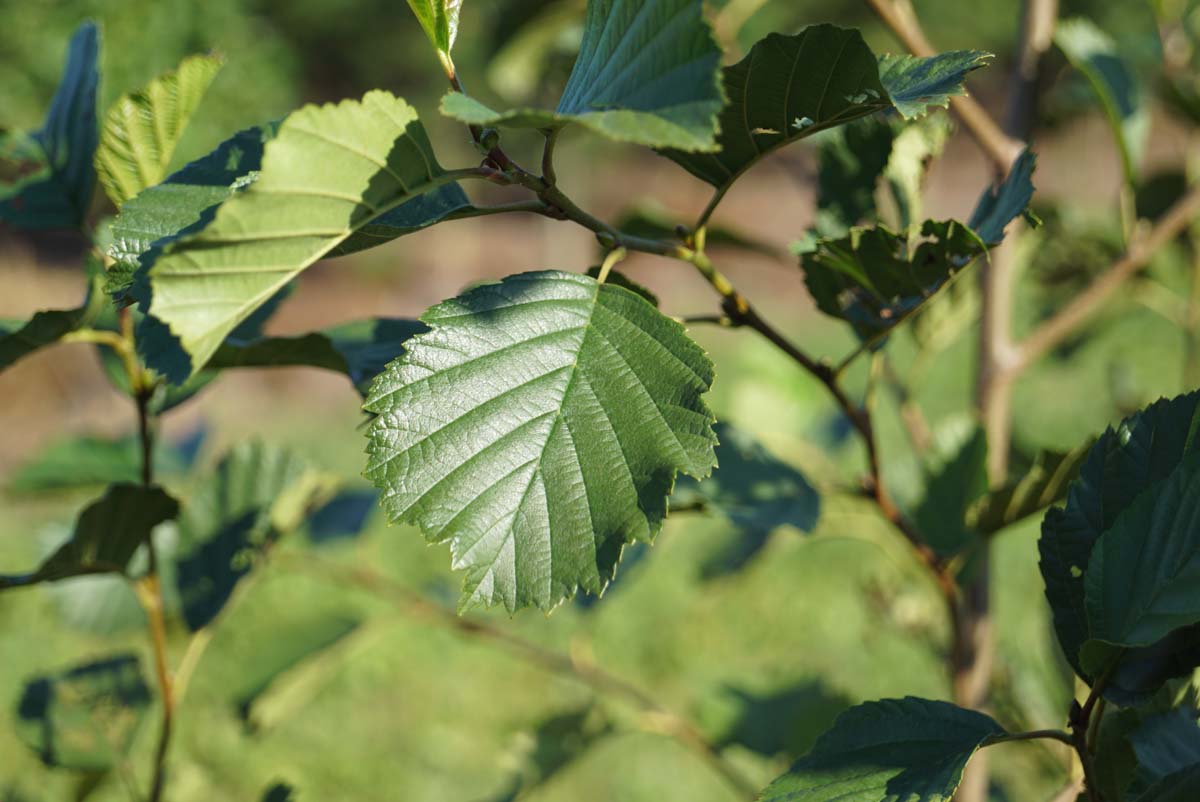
left=758, top=697, right=1005, bottom=802
left=877, top=50, right=991, bottom=120
left=0, top=484, right=179, bottom=590
left=14, top=655, right=151, bottom=771
left=364, top=271, right=717, bottom=613
left=142, top=90, right=461, bottom=382
left=659, top=25, right=890, bottom=191
left=95, top=53, right=223, bottom=206
left=1040, top=390, right=1200, bottom=701
left=1056, top=18, right=1147, bottom=185
left=440, top=0, right=723, bottom=151
left=885, top=113, right=953, bottom=229
left=0, top=22, right=99, bottom=229
left=407, top=0, right=463, bottom=54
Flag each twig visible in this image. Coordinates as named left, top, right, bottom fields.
left=284, top=555, right=761, bottom=801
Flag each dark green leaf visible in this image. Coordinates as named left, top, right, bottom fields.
left=262, top=783, right=296, bottom=802
left=489, top=706, right=612, bottom=801
left=914, top=426, right=988, bottom=557
left=877, top=50, right=991, bottom=120
left=968, top=439, right=1093, bottom=535
left=141, top=91, right=462, bottom=382
left=1134, top=764, right=1200, bottom=802
left=330, top=183, right=472, bottom=257
left=0, top=276, right=105, bottom=371
left=407, top=0, right=463, bottom=55
left=758, top=697, right=1006, bottom=802
left=0, top=484, right=178, bottom=589
left=364, top=271, right=717, bottom=612
left=609, top=201, right=783, bottom=260
left=306, top=490, right=378, bottom=544
left=440, top=0, right=724, bottom=151
left=1092, top=708, right=1141, bottom=802
left=812, top=118, right=896, bottom=239
left=716, top=680, right=852, bottom=760
left=0, top=22, right=99, bottom=229
left=211, top=317, right=428, bottom=394
left=1081, top=451, right=1200, bottom=668
left=803, top=219, right=986, bottom=341
left=1128, top=707, right=1200, bottom=798
left=1055, top=18, right=1146, bottom=184
left=968, top=149, right=1037, bottom=246
left=659, top=25, right=890, bottom=191
left=95, top=53, right=223, bottom=206
left=174, top=442, right=326, bottom=630
left=14, top=655, right=151, bottom=771
left=1040, top=390, right=1200, bottom=699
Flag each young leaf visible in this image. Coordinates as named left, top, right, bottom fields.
left=211, top=317, right=428, bottom=395
left=1081, top=451, right=1200, bottom=669
left=968, top=149, right=1038, bottom=246
left=877, top=51, right=991, bottom=120
left=0, top=21, right=99, bottom=229
left=0, top=484, right=178, bottom=590
left=14, top=655, right=151, bottom=771
left=659, top=25, right=890, bottom=192
left=1055, top=18, right=1147, bottom=185
left=1040, top=390, right=1200, bottom=699
left=0, top=275, right=106, bottom=371
left=758, top=697, right=1006, bottom=802
left=967, top=439, right=1093, bottom=535
left=174, top=442, right=327, bottom=630
left=803, top=219, right=986, bottom=340
left=440, top=0, right=724, bottom=151
left=407, top=0, right=463, bottom=56
left=95, top=54, right=223, bottom=206
left=364, top=271, right=717, bottom=613
left=141, top=90, right=463, bottom=382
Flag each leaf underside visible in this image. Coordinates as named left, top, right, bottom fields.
left=365, top=270, right=717, bottom=613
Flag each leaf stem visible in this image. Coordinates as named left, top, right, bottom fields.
left=284, top=554, right=761, bottom=800
left=982, top=729, right=1075, bottom=748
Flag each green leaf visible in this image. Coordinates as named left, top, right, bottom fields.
left=967, top=439, right=1093, bottom=535
left=7, top=433, right=194, bottom=493
left=0, top=22, right=99, bottom=229
left=407, top=0, right=463, bottom=55
left=1129, top=707, right=1200, bottom=798
left=141, top=90, right=461, bottom=382
left=331, top=182, right=472, bottom=257
left=95, top=54, right=223, bottom=206
left=1055, top=18, right=1147, bottom=185
left=0, top=274, right=105, bottom=371
left=174, top=442, right=328, bottom=630
left=488, top=706, right=613, bottom=802
left=364, top=270, right=717, bottom=613
left=968, top=149, right=1037, bottom=246
left=758, top=697, right=1005, bottom=802
left=1081, top=451, right=1200, bottom=666
left=211, top=317, right=427, bottom=394
left=1040, top=390, right=1200, bottom=699
left=803, top=219, right=986, bottom=341
left=14, top=655, right=151, bottom=771
left=811, top=118, right=896, bottom=239
left=262, top=783, right=296, bottom=802
left=440, top=0, right=724, bottom=151
left=1134, top=765, right=1200, bottom=802
left=877, top=51, right=991, bottom=120
left=658, top=25, right=890, bottom=192
left=672, top=421, right=820, bottom=534
left=0, top=484, right=178, bottom=589
left=609, top=201, right=783, bottom=260
left=914, top=426, right=988, bottom=557
left=884, top=113, right=953, bottom=230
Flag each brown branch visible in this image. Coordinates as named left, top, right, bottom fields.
left=864, top=0, right=1024, bottom=174
left=1015, top=185, right=1200, bottom=372
left=286, top=556, right=760, bottom=801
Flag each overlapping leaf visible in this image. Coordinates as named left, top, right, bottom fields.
left=1128, top=707, right=1200, bottom=798
left=0, top=484, right=179, bottom=589
left=811, top=118, right=896, bottom=239
left=758, top=697, right=1005, bottom=802
left=139, top=91, right=463, bottom=382
left=968, top=439, right=1093, bottom=534
left=95, top=54, right=223, bottom=206
left=0, top=21, right=99, bottom=229
left=0, top=274, right=105, bottom=371
left=968, top=149, right=1038, bottom=246
left=365, top=271, right=717, bottom=612
left=877, top=51, right=991, bottom=119
left=440, top=0, right=724, bottom=151
left=914, top=426, right=989, bottom=557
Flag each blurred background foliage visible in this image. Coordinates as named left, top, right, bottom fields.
left=1, top=0, right=1198, bottom=800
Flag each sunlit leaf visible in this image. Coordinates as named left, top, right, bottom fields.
left=406, top=0, right=464, bottom=55
left=877, top=50, right=991, bottom=120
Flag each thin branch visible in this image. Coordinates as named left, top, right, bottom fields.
left=863, top=0, right=1024, bottom=174
left=285, top=555, right=761, bottom=801
left=1016, top=185, right=1200, bottom=371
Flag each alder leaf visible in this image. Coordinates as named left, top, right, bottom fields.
left=140, top=90, right=462, bottom=382
left=968, top=149, right=1038, bottom=246
left=364, top=271, right=717, bottom=613
left=877, top=50, right=991, bottom=119
left=407, top=0, right=463, bottom=55
left=1134, top=765, right=1200, bottom=802
left=967, top=439, right=1093, bottom=535
left=440, top=0, right=724, bottom=151
left=659, top=25, right=890, bottom=192
left=758, top=697, right=1005, bottom=802
left=1039, top=390, right=1200, bottom=701
left=95, top=53, right=224, bottom=206
left=914, top=426, right=988, bottom=557
left=0, top=484, right=179, bottom=590
left=0, top=274, right=106, bottom=371
left=0, top=21, right=99, bottom=229
left=1128, top=707, right=1200, bottom=798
